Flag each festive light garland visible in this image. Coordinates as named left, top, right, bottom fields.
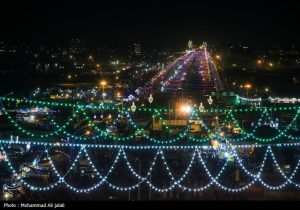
left=2, top=97, right=300, bottom=144
left=0, top=106, right=81, bottom=138
left=2, top=142, right=300, bottom=193
left=236, top=95, right=262, bottom=102
left=0, top=97, right=172, bottom=113
left=161, top=53, right=194, bottom=93
left=134, top=52, right=195, bottom=99
left=232, top=146, right=300, bottom=190
left=269, top=97, right=300, bottom=104
left=2, top=138, right=300, bottom=149
left=228, top=108, right=300, bottom=142
left=2, top=96, right=300, bottom=113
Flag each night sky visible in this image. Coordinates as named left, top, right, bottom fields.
left=1, top=0, right=300, bottom=48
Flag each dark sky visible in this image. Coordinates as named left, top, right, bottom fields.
left=1, top=0, right=300, bottom=48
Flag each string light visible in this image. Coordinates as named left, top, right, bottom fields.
left=2, top=98, right=300, bottom=143
left=2, top=96, right=300, bottom=113
left=1, top=142, right=300, bottom=193
left=2, top=96, right=300, bottom=193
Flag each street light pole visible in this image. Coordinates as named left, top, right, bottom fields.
left=207, top=95, right=219, bottom=131
left=152, top=115, right=155, bottom=131
left=102, top=85, right=105, bottom=101
left=245, top=84, right=252, bottom=98
left=138, top=159, right=141, bottom=200
left=121, top=99, right=124, bottom=117
left=149, top=160, right=152, bottom=200
left=100, top=81, right=107, bottom=102
left=148, top=94, right=154, bottom=132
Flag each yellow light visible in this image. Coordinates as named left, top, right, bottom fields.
left=216, top=55, right=221, bottom=60
left=269, top=62, right=273, bottom=67
left=90, top=97, right=94, bottom=101
left=86, top=130, right=91, bottom=135
left=88, top=55, right=93, bottom=60
left=96, top=64, right=100, bottom=68
left=265, top=88, right=269, bottom=92
left=180, top=105, right=192, bottom=113
left=117, top=92, right=121, bottom=97
left=257, top=60, right=262, bottom=64
left=67, top=75, right=71, bottom=79
left=100, top=81, right=107, bottom=86
left=244, top=84, right=252, bottom=89
left=211, top=139, right=219, bottom=149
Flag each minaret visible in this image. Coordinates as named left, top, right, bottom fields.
left=202, top=41, right=207, bottom=50
left=188, top=40, right=193, bottom=49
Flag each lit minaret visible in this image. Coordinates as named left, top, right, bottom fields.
left=188, top=40, right=193, bottom=49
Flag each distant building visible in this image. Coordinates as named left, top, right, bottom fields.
left=35, top=63, right=41, bottom=72
left=133, top=43, right=141, bottom=56
left=188, top=40, right=193, bottom=49
left=128, top=43, right=141, bottom=56
left=0, top=41, right=5, bottom=52
left=69, top=38, right=86, bottom=54
left=44, top=64, right=50, bottom=73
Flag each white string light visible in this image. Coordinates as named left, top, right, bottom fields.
left=2, top=143, right=300, bottom=193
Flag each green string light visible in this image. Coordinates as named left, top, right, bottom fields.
left=1, top=97, right=300, bottom=144
left=1, top=96, right=300, bottom=114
